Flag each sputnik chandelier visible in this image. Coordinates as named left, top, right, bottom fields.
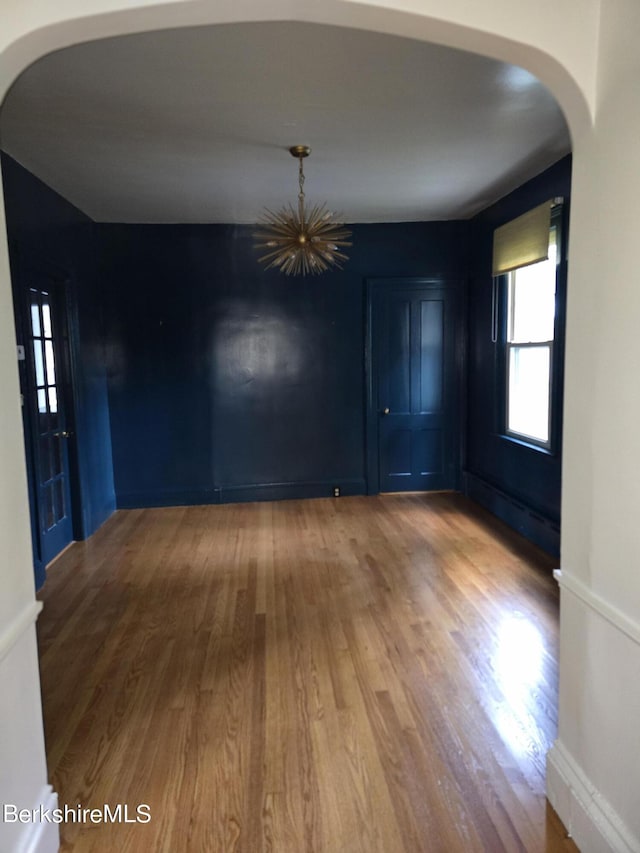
left=254, top=145, right=352, bottom=276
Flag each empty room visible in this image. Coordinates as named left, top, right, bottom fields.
left=1, top=4, right=639, bottom=853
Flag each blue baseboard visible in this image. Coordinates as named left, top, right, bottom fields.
left=463, top=471, right=560, bottom=556
left=218, top=479, right=366, bottom=504
left=116, top=479, right=367, bottom=509
left=116, top=488, right=220, bottom=509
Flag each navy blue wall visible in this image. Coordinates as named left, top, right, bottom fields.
left=2, top=154, right=116, bottom=539
left=465, top=155, right=571, bottom=553
left=2, top=151, right=569, bottom=556
left=100, top=221, right=469, bottom=506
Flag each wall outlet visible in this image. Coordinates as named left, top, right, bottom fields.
left=333, top=486, right=340, bottom=497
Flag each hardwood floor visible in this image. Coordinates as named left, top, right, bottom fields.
left=37, top=493, right=578, bottom=852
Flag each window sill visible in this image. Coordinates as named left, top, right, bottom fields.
left=498, top=432, right=556, bottom=457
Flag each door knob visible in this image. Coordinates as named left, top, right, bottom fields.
left=382, top=407, right=390, bottom=415
left=53, top=430, right=73, bottom=438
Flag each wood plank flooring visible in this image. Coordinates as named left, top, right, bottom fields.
left=37, top=493, right=578, bottom=852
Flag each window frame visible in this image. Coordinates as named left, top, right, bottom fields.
left=505, top=338, right=554, bottom=448
left=499, top=206, right=564, bottom=454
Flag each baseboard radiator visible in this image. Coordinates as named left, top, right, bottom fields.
left=462, top=471, right=560, bottom=556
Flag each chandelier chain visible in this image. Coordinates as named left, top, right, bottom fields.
left=298, top=155, right=306, bottom=226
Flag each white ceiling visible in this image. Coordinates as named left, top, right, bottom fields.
left=0, top=21, right=571, bottom=224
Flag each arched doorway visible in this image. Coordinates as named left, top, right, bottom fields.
left=3, top=4, right=623, bottom=853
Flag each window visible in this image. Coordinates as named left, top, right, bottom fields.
left=505, top=225, right=558, bottom=447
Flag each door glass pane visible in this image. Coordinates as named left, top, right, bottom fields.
left=45, top=340, right=56, bottom=385
left=33, top=339, right=45, bottom=386
left=42, top=299, right=52, bottom=338
left=37, top=388, right=47, bottom=414
left=31, top=303, right=42, bottom=337
left=508, top=345, right=550, bottom=443
left=48, top=386, right=58, bottom=415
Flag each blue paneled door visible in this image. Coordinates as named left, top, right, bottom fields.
left=371, top=281, right=459, bottom=493
left=18, top=272, right=75, bottom=582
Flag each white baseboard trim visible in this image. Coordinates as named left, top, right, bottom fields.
left=547, top=741, right=640, bottom=853
left=15, top=785, right=59, bottom=853
left=0, top=600, right=43, bottom=665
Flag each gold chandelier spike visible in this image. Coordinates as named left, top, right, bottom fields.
left=254, top=145, right=352, bottom=277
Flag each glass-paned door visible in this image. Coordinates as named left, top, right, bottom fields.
left=24, top=281, right=74, bottom=570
